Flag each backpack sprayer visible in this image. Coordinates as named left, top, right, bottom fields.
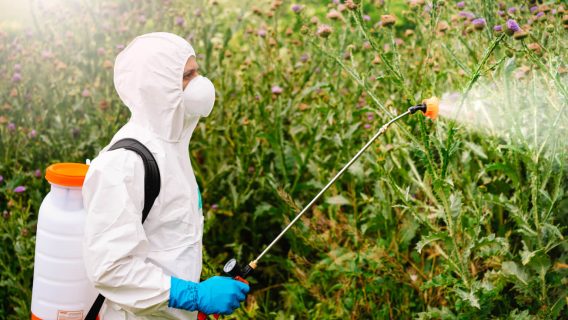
left=221, top=96, right=440, bottom=281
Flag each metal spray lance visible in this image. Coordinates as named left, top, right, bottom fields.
left=220, top=97, right=440, bottom=286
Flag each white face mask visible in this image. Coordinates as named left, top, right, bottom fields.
left=182, top=75, right=216, bottom=118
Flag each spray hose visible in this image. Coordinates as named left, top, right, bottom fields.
left=220, top=96, right=440, bottom=283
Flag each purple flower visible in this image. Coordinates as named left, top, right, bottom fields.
left=82, top=89, right=91, bottom=97
left=35, top=169, right=42, bottom=178
left=7, top=122, right=16, bottom=132
left=363, top=15, right=371, bottom=21
left=14, top=64, right=21, bottom=71
left=506, top=19, right=521, bottom=33
left=211, top=203, right=219, bottom=210
left=257, top=28, right=267, bottom=37
left=497, top=10, right=505, bottom=17
left=457, top=1, right=465, bottom=9
left=508, top=7, right=517, bottom=14
left=493, top=25, right=503, bottom=32
left=472, top=18, right=486, bottom=29
left=116, top=44, right=125, bottom=51
left=12, top=73, right=21, bottom=83
left=530, top=6, right=538, bottom=13
left=366, top=112, right=374, bottom=121
left=291, top=4, right=303, bottom=13
left=97, top=47, right=105, bottom=56
left=175, top=16, right=185, bottom=26
left=300, top=53, right=309, bottom=63
left=364, top=123, right=371, bottom=129
left=14, top=186, right=26, bottom=193
left=0, top=175, right=3, bottom=184
left=28, top=129, right=37, bottom=138
left=271, top=85, right=283, bottom=95
left=138, top=15, right=146, bottom=23
left=535, top=12, right=544, bottom=18
left=458, top=11, right=475, bottom=20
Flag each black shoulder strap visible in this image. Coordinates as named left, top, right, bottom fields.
left=85, top=138, right=161, bottom=320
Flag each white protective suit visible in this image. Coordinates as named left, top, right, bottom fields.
left=82, top=32, right=206, bottom=319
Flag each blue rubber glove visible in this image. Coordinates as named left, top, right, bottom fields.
left=169, top=276, right=249, bottom=315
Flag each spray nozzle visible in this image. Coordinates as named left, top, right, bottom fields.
left=408, top=96, right=439, bottom=120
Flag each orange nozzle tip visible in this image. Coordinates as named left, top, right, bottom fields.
left=422, top=96, right=439, bottom=120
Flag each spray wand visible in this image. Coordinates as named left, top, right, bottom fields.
left=198, top=96, right=440, bottom=319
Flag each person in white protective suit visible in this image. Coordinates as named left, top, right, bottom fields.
left=82, top=32, right=249, bottom=319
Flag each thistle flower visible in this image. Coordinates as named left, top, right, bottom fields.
left=326, top=9, right=342, bottom=20
left=116, top=44, right=125, bottom=51
left=497, top=10, right=505, bottom=17
left=12, top=73, right=21, bottom=83
left=472, top=18, right=486, bottom=30
left=14, top=64, right=21, bottom=71
left=28, top=129, right=37, bottom=138
left=363, top=15, right=371, bottom=22
left=14, top=186, right=26, bottom=193
left=345, top=0, right=357, bottom=10
left=458, top=11, right=475, bottom=20
left=35, top=169, right=42, bottom=178
left=506, top=19, right=521, bottom=35
left=138, top=15, right=146, bottom=24
left=271, top=85, right=283, bottom=95
left=364, top=124, right=371, bottom=129
left=291, top=4, right=303, bottom=13
left=380, top=14, right=396, bottom=27
left=82, top=88, right=91, bottom=97
left=211, top=204, right=219, bottom=210
left=0, top=175, right=3, bottom=184
left=493, top=25, right=503, bottom=32
left=527, top=43, right=542, bottom=55
left=513, top=30, right=528, bottom=40
left=7, top=122, right=16, bottom=132
left=457, top=1, right=465, bottom=9
left=508, top=7, right=517, bottom=15
left=535, top=12, right=545, bottom=19
left=175, top=16, right=185, bottom=26
left=257, top=28, right=267, bottom=37
left=530, top=6, right=538, bottom=13
left=316, top=24, right=333, bottom=38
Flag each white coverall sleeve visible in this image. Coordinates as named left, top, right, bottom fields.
left=82, top=149, right=171, bottom=316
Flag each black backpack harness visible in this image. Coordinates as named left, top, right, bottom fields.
left=85, top=138, right=161, bottom=320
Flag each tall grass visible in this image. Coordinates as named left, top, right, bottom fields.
left=0, top=0, right=566, bottom=319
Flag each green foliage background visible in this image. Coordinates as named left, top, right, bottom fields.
left=0, top=0, right=567, bottom=319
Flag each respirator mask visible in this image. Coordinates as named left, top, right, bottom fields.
left=183, top=75, right=216, bottom=118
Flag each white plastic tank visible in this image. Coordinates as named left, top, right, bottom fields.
left=31, top=163, right=99, bottom=320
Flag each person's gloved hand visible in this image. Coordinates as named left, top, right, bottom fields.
left=169, top=276, right=249, bottom=315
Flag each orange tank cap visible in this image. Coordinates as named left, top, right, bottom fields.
left=45, top=163, right=90, bottom=187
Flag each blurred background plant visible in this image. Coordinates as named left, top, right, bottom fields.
left=0, top=0, right=567, bottom=319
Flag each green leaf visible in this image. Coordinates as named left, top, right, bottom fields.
left=501, top=261, right=529, bottom=285
left=416, top=232, right=449, bottom=254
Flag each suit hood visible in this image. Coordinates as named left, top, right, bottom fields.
left=113, top=32, right=196, bottom=143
